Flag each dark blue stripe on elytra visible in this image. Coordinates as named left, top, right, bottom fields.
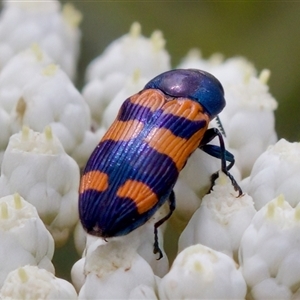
left=118, top=98, right=154, bottom=123
left=79, top=189, right=140, bottom=237
left=117, top=97, right=207, bottom=140
left=155, top=113, right=207, bottom=140
left=80, top=187, right=171, bottom=237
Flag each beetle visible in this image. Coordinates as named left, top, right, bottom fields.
left=79, top=69, right=242, bottom=259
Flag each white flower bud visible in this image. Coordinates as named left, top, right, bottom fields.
left=239, top=195, right=300, bottom=299
left=78, top=252, right=156, bottom=300
left=76, top=228, right=157, bottom=299
left=86, top=22, right=170, bottom=82
left=101, top=70, right=147, bottom=129
left=82, top=73, right=127, bottom=128
left=178, top=172, right=256, bottom=261
left=0, top=194, right=54, bottom=287
left=0, top=127, right=80, bottom=246
left=0, top=46, right=98, bottom=166
left=158, top=244, right=247, bottom=299
left=178, top=48, right=225, bottom=72
left=83, top=23, right=170, bottom=130
left=0, top=0, right=81, bottom=79
left=71, top=257, right=85, bottom=293
left=74, top=204, right=169, bottom=279
left=243, top=139, right=300, bottom=209
left=219, top=69, right=277, bottom=177
left=128, top=284, right=158, bottom=300
left=170, top=179, right=201, bottom=232
left=0, top=265, right=77, bottom=299
left=0, top=109, right=10, bottom=162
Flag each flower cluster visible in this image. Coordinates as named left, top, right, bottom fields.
left=0, top=1, right=299, bottom=299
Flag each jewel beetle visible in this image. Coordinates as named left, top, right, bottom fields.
left=79, top=69, right=242, bottom=259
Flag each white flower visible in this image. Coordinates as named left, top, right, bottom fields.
left=71, top=257, right=85, bottom=293
left=101, top=70, right=148, bottom=129
left=0, top=0, right=81, bottom=79
left=170, top=178, right=202, bottom=232
left=128, top=284, right=158, bottom=299
left=0, top=194, right=54, bottom=287
left=178, top=50, right=256, bottom=86
left=83, top=70, right=148, bottom=130
left=82, top=73, right=126, bottom=129
left=0, top=265, right=77, bottom=299
left=136, top=221, right=169, bottom=278
left=239, top=195, right=300, bottom=299
left=73, top=205, right=169, bottom=286
left=179, top=53, right=278, bottom=177
left=0, top=108, right=10, bottom=163
left=75, top=227, right=157, bottom=299
left=178, top=172, right=256, bottom=261
left=219, top=69, right=277, bottom=177
left=85, top=22, right=170, bottom=82
left=0, top=45, right=98, bottom=166
left=0, top=44, right=53, bottom=114
left=83, top=22, right=171, bottom=129
left=0, top=127, right=80, bottom=246
left=158, top=244, right=247, bottom=299
left=242, top=139, right=300, bottom=210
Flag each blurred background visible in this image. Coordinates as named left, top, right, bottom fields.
left=62, top=0, right=300, bottom=142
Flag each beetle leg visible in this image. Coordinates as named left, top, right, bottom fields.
left=199, top=128, right=243, bottom=196
left=200, top=144, right=235, bottom=170
left=153, top=190, right=176, bottom=260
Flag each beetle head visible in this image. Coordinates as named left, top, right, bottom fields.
left=144, top=69, right=226, bottom=119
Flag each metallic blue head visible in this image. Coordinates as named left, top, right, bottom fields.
left=144, top=69, right=225, bottom=119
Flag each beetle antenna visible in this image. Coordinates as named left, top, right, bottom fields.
left=216, top=115, right=226, bottom=137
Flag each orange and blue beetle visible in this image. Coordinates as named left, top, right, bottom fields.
left=79, top=69, right=242, bottom=259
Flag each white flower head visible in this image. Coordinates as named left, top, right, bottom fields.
left=101, top=70, right=148, bottom=129
left=0, top=45, right=98, bottom=166
left=0, top=127, right=80, bottom=246
left=158, top=244, right=247, bottom=299
left=128, top=284, right=158, bottom=300
left=73, top=203, right=169, bottom=280
left=178, top=48, right=225, bottom=73
left=76, top=227, right=158, bottom=299
left=218, top=69, right=277, bottom=177
left=239, top=195, right=300, bottom=299
left=243, top=138, right=300, bottom=209
left=82, top=73, right=127, bottom=129
left=0, top=0, right=81, bottom=79
left=178, top=172, right=256, bottom=261
left=86, top=22, right=170, bottom=82
left=170, top=178, right=202, bottom=233
left=83, top=22, right=171, bottom=130
left=0, top=194, right=54, bottom=287
left=0, top=109, right=10, bottom=161
left=0, top=265, right=77, bottom=299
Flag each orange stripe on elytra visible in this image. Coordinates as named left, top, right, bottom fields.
left=101, top=120, right=144, bottom=142
left=145, top=126, right=208, bottom=171
left=130, top=89, right=165, bottom=111
left=162, top=99, right=205, bottom=121
left=117, top=180, right=158, bottom=214
left=80, top=171, right=109, bottom=194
